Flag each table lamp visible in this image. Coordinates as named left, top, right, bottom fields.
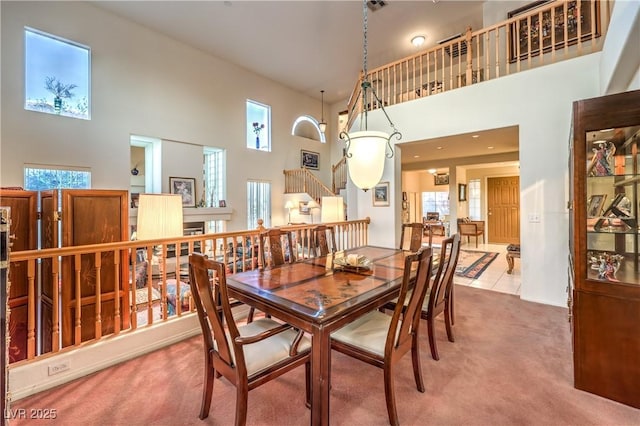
left=285, top=200, right=295, bottom=224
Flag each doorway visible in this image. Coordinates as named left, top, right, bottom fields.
left=487, top=176, right=520, bottom=244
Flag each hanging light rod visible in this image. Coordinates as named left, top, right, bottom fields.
left=319, top=90, right=327, bottom=133
left=339, top=0, right=402, bottom=191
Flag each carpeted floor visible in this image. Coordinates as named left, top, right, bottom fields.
left=11, top=285, right=640, bottom=425
left=455, top=250, right=499, bottom=279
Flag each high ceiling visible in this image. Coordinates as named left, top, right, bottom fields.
left=92, top=0, right=486, bottom=104
left=91, top=0, right=519, bottom=168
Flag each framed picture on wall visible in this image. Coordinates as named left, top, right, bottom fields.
left=458, top=184, right=467, bottom=201
left=373, top=181, right=390, bottom=207
left=301, top=150, right=319, bottom=170
left=434, top=173, right=449, bottom=185
left=169, top=176, right=196, bottom=207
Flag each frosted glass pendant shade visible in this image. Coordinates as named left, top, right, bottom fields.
left=346, top=130, right=389, bottom=190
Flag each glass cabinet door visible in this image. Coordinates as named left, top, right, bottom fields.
left=585, top=125, right=640, bottom=284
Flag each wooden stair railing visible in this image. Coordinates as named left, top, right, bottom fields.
left=346, top=0, right=609, bottom=130
left=332, top=156, right=348, bottom=194
left=283, top=167, right=335, bottom=201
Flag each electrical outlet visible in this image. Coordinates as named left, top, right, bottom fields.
left=528, top=213, right=541, bottom=223
left=48, top=361, right=70, bottom=376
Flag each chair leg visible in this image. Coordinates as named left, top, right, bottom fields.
left=235, top=384, right=249, bottom=426
left=304, top=361, right=311, bottom=409
left=411, top=332, right=425, bottom=393
left=444, top=303, right=455, bottom=343
left=383, top=365, right=400, bottom=426
left=246, top=307, right=255, bottom=323
left=199, top=356, right=215, bottom=419
left=427, top=316, right=440, bottom=361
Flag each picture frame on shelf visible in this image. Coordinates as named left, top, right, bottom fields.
left=301, top=150, right=319, bottom=170
left=373, top=181, right=390, bottom=207
left=218, top=200, right=227, bottom=208
left=587, top=194, right=606, bottom=218
left=131, top=193, right=140, bottom=208
left=169, top=177, right=196, bottom=207
left=458, top=184, right=467, bottom=202
left=434, top=173, right=449, bottom=186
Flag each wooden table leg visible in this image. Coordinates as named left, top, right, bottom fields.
left=311, top=324, right=330, bottom=426
left=506, top=253, right=514, bottom=274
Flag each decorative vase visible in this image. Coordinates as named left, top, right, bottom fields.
left=256, top=135, right=260, bottom=149
left=54, top=97, right=62, bottom=114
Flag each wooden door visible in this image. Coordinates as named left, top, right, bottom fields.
left=0, top=190, right=38, bottom=362
left=58, top=189, right=130, bottom=347
left=487, top=176, right=520, bottom=244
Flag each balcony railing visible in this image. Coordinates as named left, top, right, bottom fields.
left=9, top=219, right=370, bottom=365
left=346, top=0, right=610, bottom=130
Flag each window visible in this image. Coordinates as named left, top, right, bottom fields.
left=204, top=147, right=226, bottom=233
left=247, top=100, right=270, bottom=151
left=468, top=179, right=481, bottom=220
left=421, top=191, right=449, bottom=217
left=247, top=180, right=271, bottom=229
left=24, top=27, right=90, bottom=120
left=24, top=164, right=91, bottom=191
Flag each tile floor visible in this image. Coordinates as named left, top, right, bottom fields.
left=427, top=237, right=521, bottom=296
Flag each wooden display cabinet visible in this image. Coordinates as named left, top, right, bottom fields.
left=570, top=89, right=640, bottom=409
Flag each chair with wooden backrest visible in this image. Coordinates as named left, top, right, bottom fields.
left=188, top=253, right=311, bottom=425
left=400, top=222, right=424, bottom=252
left=259, top=228, right=295, bottom=268
left=458, top=219, right=484, bottom=247
left=422, top=233, right=461, bottom=360
left=312, top=225, right=337, bottom=257
left=383, top=234, right=461, bottom=361
left=331, top=247, right=433, bottom=426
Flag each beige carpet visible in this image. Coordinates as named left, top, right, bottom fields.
left=11, top=285, right=640, bottom=425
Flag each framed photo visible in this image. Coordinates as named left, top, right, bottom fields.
left=434, top=173, right=449, bottom=186
left=169, top=177, right=196, bottom=207
left=219, top=200, right=226, bottom=208
left=130, top=193, right=140, bottom=208
left=301, top=150, right=319, bottom=170
left=299, top=201, right=310, bottom=215
left=373, top=181, right=390, bottom=207
left=587, top=194, right=606, bottom=218
left=458, top=184, right=467, bottom=202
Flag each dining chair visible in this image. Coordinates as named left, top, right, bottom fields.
left=259, top=228, right=295, bottom=268
left=312, top=225, right=337, bottom=256
left=400, top=222, right=424, bottom=251
left=330, top=247, right=433, bottom=426
left=188, top=253, right=311, bottom=425
left=384, top=234, right=461, bottom=361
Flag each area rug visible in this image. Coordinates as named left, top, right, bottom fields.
left=455, top=250, right=499, bottom=279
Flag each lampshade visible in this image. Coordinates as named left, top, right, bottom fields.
left=285, top=200, right=295, bottom=210
left=345, top=130, right=388, bottom=190
left=321, top=196, right=345, bottom=223
left=136, top=194, right=183, bottom=240
left=307, top=200, right=320, bottom=209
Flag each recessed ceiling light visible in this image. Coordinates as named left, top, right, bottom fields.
left=413, top=155, right=420, bottom=158
left=411, top=35, right=425, bottom=47
left=472, top=134, right=479, bottom=138
left=487, top=146, right=494, bottom=149
left=436, top=146, right=443, bottom=150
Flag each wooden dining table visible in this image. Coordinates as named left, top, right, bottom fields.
left=225, top=245, right=411, bottom=426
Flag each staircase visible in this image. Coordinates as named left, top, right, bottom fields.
left=284, top=157, right=347, bottom=198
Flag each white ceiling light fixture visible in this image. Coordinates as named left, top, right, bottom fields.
left=340, top=0, right=402, bottom=191
left=411, top=35, right=425, bottom=47
left=319, top=90, right=327, bottom=133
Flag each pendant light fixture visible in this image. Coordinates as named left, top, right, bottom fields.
left=339, top=0, right=402, bottom=191
left=319, top=90, right=327, bottom=133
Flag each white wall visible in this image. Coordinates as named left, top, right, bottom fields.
left=0, top=1, right=331, bottom=231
